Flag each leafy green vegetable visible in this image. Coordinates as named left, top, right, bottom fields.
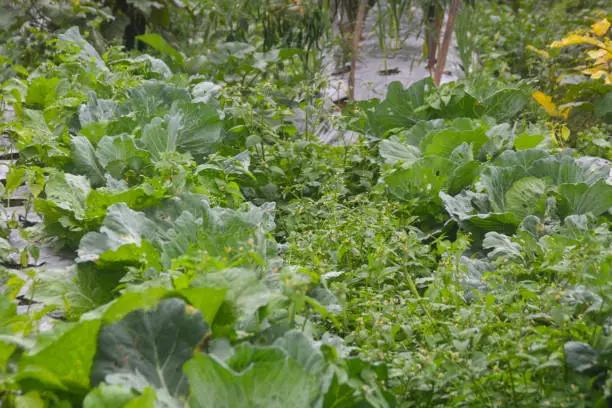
left=18, top=320, right=101, bottom=394
left=91, top=298, right=209, bottom=399
left=2, top=3, right=611, bottom=407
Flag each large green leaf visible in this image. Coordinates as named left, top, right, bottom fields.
left=270, top=331, right=325, bottom=375
left=505, top=177, right=547, bottom=220
left=91, top=298, right=209, bottom=398
left=132, top=55, right=173, bottom=78
left=448, top=161, right=481, bottom=195
left=139, top=104, right=222, bottom=162
left=184, top=339, right=320, bottom=408
left=479, top=123, right=515, bottom=159
left=95, top=134, right=150, bottom=178
left=119, top=81, right=190, bottom=125
left=483, top=232, right=524, bottom=262
left=440, top=191, right=489, bottom=221
left=0, top=295, right=18, bottom=371
left=36, top=173, right=91, bottom=221
left=479, top=166, right=527, bottom=212
left=77, top=203, right=160, bottom=264
left=528, top=154, right=609, bottom=186
left=76, top=195, right=276, bottom=270
left=191, top=267, right=283, bottom=327
left=558, top=180, right=612, bottom=217
left=83, top=384, right=139, bottom=408
left=79, top=92, right=118, bottom=127
left=437, top=89, right=480, bottom=119
left=136, top=34, right=184, bottom=66
left=514, top=132, right=545, bottom=150
left=494, top=149, right=549, bottom=172
left=27, top=266, right=106, bottom=318
left=71, top=136, right=105, bottom=187
left=440, top=191, right=521, bottom=236
left=25, top=77, right=60, bottom=109
left=139, top=116, right=180, bottom=162
left=481, top=88, right=529, bottom=122
left=385, top=156, right=453, bottom=203
left=363, top=79, right=434, bottom=136
left=151, top=196, right=276, bottom=263
left=58, top=27, right=108, bottom=72
left=421, top=127, right=488, bottom=158
left=36, top=175, right=166, bottom=247
left=85, top=286, right=226, bottom=327
left=157, top=210, right=202, bottom=266
left=174, top=102, right=223, bottom=160
left=401, top=119, right=446, bottom=147
left=19, top=320, right=102, bottom=393
left=564, top=341, right=598, bottom=373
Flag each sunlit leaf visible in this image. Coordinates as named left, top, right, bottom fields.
left=591, top=18, right=610, bottom=36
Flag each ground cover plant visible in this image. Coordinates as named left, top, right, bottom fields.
left=0, top=0, right=611, bottom=407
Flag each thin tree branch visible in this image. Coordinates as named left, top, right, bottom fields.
left=433, top=0, right=460, bottom=86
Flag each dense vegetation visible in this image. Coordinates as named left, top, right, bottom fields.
left=0, top=0, right=611, bottom=407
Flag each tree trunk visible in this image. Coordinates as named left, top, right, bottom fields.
left=348, top=0, right=368, bottom=101
left=425, top=3, right=443, bottom=73
left=111, top=0, right=147, bottom=50
left=433, top=0, right=460, bottom=86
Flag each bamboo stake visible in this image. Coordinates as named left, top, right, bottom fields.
left=433, top=0, right=460, bottom=86
left=348, top=0, right=367, bottom=101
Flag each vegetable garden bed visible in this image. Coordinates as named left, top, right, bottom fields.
left=0, top=1, right=611, bottom=407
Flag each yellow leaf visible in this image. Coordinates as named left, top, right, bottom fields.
left=551, top=34, right=608, bottom=50
left=562, top=108, right=569, bottom=120
left=552, top=34, right=588, bottom=47
left=591, top=19, right=611, bottom=36
left=561, top=126, right=571, bottom=141
left=532, top=91, right=559, bottom=117
left=587, top=49, right=608, bottom=60
left=550, top=125, right=571, bottom=147
left=550, top=129, right=560, bottom=146
left=526, top=45, right=550, bottom=58
left=588, top=70, right=608, bottom=80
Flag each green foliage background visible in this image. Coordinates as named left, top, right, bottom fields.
left=0, top=0, right=611, bottom=407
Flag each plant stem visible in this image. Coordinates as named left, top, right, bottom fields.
left=348, top=0, right=367, bottom=101
left=425, top=3, right=442, bottom=72
left=434, top=0, right=461, bottom=86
